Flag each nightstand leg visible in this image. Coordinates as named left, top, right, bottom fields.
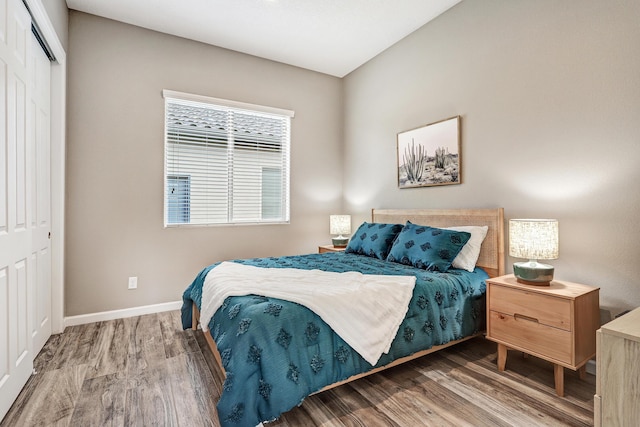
left=497, top=343, right=507, bottom=371
left=554, top=364, right=564, bottom=397
left=578, top=365, right=586, bottom=380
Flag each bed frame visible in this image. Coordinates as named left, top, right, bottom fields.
left=192, top=208, right=504, bottom=394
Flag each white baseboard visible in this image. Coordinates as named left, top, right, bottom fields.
left=586, top=359, right=596, bottom=376
left=63, top=300, right=183, bottom=328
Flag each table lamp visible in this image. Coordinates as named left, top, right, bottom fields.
left=509, top=219, right=559, bottom=285
left=330, top=215, right=351, bottom=247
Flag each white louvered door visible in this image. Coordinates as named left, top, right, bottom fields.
left=0, top=0, right=52, bottom=419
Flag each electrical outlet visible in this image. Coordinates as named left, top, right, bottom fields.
left=128, top=276, right=138, bottom=290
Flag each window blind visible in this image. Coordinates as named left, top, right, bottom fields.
left=163, top=91, right=293, bottom=226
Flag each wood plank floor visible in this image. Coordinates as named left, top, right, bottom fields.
left=0, top=311, right=595, bottom=426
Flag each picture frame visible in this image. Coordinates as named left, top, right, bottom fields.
left=397, top=115, right=461, bottom=189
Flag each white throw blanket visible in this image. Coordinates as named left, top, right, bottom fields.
left=199, top=261, right=416, bottom=366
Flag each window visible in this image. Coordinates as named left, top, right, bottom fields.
left=261, top=167, right=282, bottom=220
left=163, top=90, right=294, bottom=226
left=166, top=175, right=190, bottom=224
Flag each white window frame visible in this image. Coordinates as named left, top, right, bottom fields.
left=163, top=90, right=294, bottom=227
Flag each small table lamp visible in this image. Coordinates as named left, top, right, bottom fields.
left=509, top=219, right=559, bottom=286
left=330, top=215, right=351, bottom=247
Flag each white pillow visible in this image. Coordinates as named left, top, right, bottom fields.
left=445, top=226, right=489, bottom=272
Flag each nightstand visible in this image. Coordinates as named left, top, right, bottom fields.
left=318, top=245, right=346, bottom=253
left=485, top=274, right=599, bottom=396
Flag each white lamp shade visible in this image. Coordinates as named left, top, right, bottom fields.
left=509, top=219, right=559, bottom=260
left=330, top=215, right=351, bottom=236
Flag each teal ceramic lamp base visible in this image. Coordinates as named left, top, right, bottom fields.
left=513, top=260, right=554, bottom=286
left=332, top=235, right=349, bottom=248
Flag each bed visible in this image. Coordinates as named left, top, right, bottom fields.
left=181, top=208, right=504, bottom=427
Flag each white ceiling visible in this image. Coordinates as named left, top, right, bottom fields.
left=65, top=0, right=461, bottom=77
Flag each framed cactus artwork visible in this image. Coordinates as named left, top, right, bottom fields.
left=397, top=115, right=461, bottom=188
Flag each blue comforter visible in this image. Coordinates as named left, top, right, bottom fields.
left=181, top=252, right=487, bottom=427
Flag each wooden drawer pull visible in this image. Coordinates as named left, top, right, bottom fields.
left=514, top=313, right=539, bottom=323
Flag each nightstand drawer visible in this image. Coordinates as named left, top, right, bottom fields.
left=318, top=245, right=346, bottom=253
left=489, top=285, right=571, bottom=331
left=489, top=311, right=572, bottom=364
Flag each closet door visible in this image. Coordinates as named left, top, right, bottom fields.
left=28, top=14, right=52, bottom=356
left=0, top=0, right=51, bottom=419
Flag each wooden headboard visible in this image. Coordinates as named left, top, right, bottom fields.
left=372, top=208, right=505, bottom=278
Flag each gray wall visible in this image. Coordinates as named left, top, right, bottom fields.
left=66, top=12, right=343, bottom=315
left=67, top=1, right=640, bottom=317
left=41, top=0, right=68, bottom=51
left=343, top=0, right=640, bottom=315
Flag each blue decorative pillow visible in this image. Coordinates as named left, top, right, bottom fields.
left=386, top=222, right=471, bottom=272
left=345, top=222, right=404, bottom=259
